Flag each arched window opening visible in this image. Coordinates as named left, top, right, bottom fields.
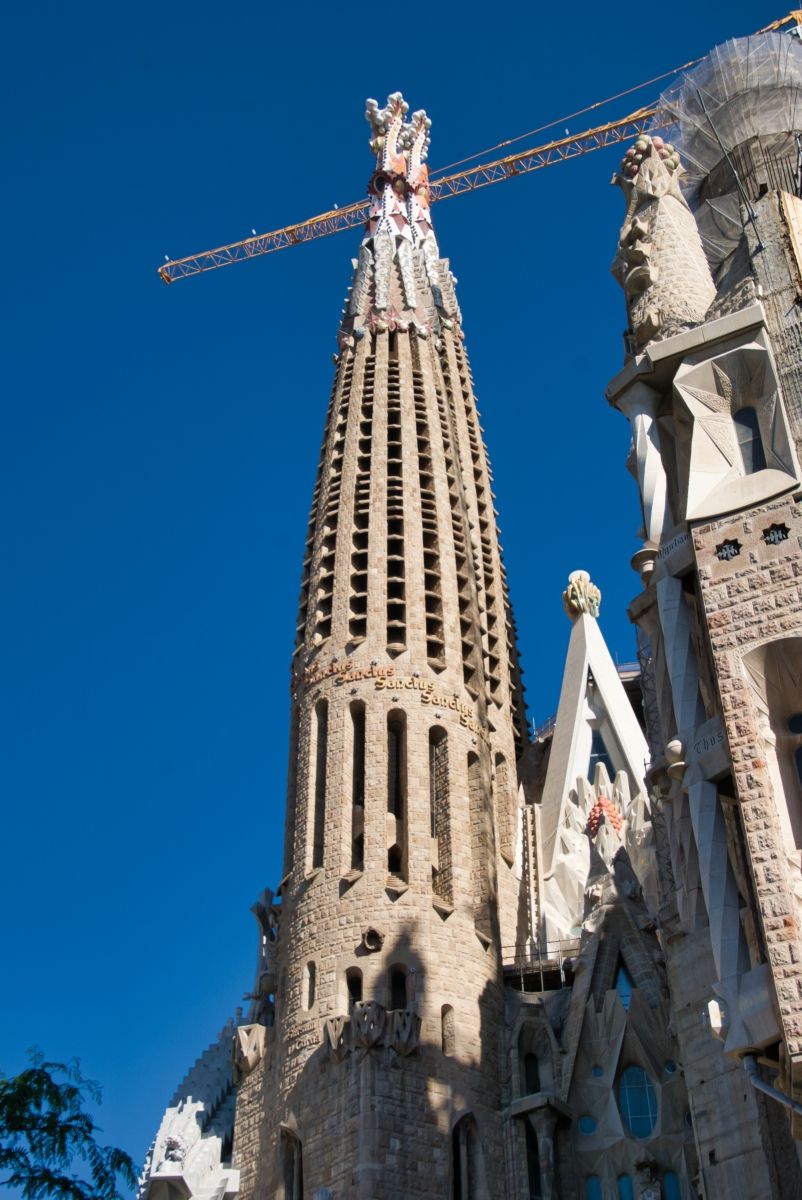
left=743, top=640, right=802, bottom=851
left=617, top=1065, right=658, bottom=1137
left=525, top=1121, right=542, bottom=1200
left=617, top=1177, right=634, bottom=1200
left=468, top=752, right=491, bottom=939
left=311, top=699, right=328, bottom=870
left=734, top=406, right=767, bottom=475
left=350, top=701, right=366, bottom=871
left=452, top=1115, right=486, bottom=1200
left=304, top=961, right=316, bottom=1010
left=279, top=1129, right=303, bottom=1200
left=523, top=1053, right=540, bottom=1095
left=390, top=967, right=408, bottom=1011
left=429, top=727, right=453, bottom=903
left=494, top=753, right=514, bottom=863
left=585, top=1179, right=602, bottom=1200
left=346, top=967, right=362, bottom=1012
left=387, top=710, right=408, bottom=880
left=615, top=959, right=634, bottom=1012
left=441, top=1004, right=456, bottom=1056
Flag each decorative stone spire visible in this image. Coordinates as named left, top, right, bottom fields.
left=562, top=569, right=602, bottom=619
left=341, top=92, right=461, bottom=350
left=611, top=133, right=715, bottom=349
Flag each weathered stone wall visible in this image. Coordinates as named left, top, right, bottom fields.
left=693, top=494, right=802, bottom=1076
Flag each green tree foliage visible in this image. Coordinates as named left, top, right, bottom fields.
left=0, top=1049, right=136, bottom=1200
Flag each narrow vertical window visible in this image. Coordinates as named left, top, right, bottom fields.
left=311, top=698, right=328, bottom=870
left=304, top=961, right=316, bottom=1010
left=588, top=729, right=615, bottom=780
left=452, top=1116, right=486, bottom=1200
left=734, top=406, right=766, bottom=474
left=346, top=967, right=362, bottom=1012
left=617, top=1177, right=634, bottom=1200
left=494, top=752, right=514, bottom=863
left=615, top=959, right=634, bottom=1012
left=523, top=1053, right=540, bottom=1095
left=441, top=1005, right=455, bottom=1055
left=662, top=1172, right=680, bottom=1200
left=279, top=1129, right=303, bottom=1200
left=468, top=752, right=490, bottom=939
left=350, top=701, right=366, bottom=870
left=390, top=966, right=408, bottom=1011
left=585, top=1179, right=602, bottom=1200
left=525, top=1122, right=542, bottom=1200
left=387, top=710, right=407, bottom=880
left=429, top=727, right=453, bottom=903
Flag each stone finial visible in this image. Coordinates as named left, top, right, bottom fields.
left=562, top=570, right=601, bottom=620
left=618, top=133, right=681, bottom=185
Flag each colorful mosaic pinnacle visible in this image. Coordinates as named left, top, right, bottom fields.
left=364, top=93, right=433, bottom=243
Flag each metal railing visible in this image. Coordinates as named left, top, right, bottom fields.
left=501, top=939, right=581, bottom=992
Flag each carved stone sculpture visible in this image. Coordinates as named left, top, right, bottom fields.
left=562, top=570, right=601, bottom=619
left=612, top=134, right=715, bottom=348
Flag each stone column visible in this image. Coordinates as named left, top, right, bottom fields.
left=618, top=381, right=673, bottom=567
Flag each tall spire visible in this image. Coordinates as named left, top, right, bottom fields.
left=341, top=93, right=461, bottom=349
left=229, top=93, right=529, bottom=1199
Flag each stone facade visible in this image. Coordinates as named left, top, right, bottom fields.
left=140, top=28, right=802, bottom=1200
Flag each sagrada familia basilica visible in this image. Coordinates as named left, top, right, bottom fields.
left=139, top=26, right=802, bottom=1200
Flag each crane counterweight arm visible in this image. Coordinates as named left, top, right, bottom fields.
left=157, top=107, right=658, bottom=284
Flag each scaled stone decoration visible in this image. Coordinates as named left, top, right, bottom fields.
left=232, top=1023, right=267, bottom=1081
left=612, top=134, right=715, bottom=348
left=585, top=794, right=623, bottom=836
left=323, top=1003, right=421, bottom=1062
left=389, top=1008, right=423, bottom=1056
left=562, top=570, right=602, bottom=620
left=323, top=1015, right=350, bottom=1063
left=351, top=1000, right=386, bottom=1049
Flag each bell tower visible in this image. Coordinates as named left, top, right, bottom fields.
left=232, top=94, right=528, bottom=1200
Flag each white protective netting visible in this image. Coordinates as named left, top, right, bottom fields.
left=652, top=31, right=802, bottom=265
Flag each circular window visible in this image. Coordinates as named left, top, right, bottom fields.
left=664, top=1060, right=678, bottom=1075
left=617, top=1066, right=658, bottom=1137
left=578, top=1115, right=597, bottom=1135
left=591, top=1065, right=604, bottom=1077
left=789, top=713, right=802, bottom=734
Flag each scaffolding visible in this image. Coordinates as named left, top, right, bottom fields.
left=654, top=31, right=802, bottom=264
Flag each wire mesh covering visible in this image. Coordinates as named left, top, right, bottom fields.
left=653, top=32, right=802, bottom=265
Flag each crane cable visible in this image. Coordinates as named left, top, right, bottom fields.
left=431, top=10, right=802, bottom=179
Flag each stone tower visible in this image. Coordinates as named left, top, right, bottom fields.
left=233, top=93, right=527, bottom=1200
left=607, top=31, right=802, bottom=1197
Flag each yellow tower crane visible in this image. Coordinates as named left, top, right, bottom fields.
left=157, top=10, right=802, bottom=286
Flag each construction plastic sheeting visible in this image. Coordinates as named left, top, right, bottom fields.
left=653, top=32, right=802, bottom=266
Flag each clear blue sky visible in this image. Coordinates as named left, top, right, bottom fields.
left=2, top=0, right=783, bottom=1179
